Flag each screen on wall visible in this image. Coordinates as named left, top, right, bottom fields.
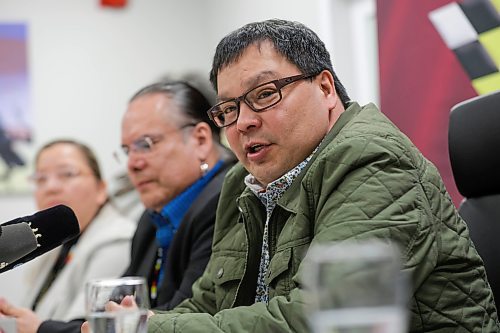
left=0, top=23, right=32, bottom=194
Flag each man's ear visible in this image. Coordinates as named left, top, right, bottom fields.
left=190, top=122, right=213, bottom=161
left=318, top=70, right=338, bottom=110
left=318, top=70, right=335, bottom=96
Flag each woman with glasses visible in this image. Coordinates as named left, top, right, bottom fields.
left=0, top=139, right=135, bottom=333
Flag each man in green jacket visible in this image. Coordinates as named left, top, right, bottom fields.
left=86, top=19, right=499, bottom=332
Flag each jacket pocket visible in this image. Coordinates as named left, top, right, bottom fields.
left=265, top=247, right=292, bottom=296
left=211, top=253, right=246, bottom=310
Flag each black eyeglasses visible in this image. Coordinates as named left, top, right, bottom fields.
left=207, top=73, right=317, bottom=128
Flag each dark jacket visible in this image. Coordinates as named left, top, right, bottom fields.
left=124, top=157, right=234, bottom=310
left=38, top=155, right=235, bottom=333
left=149, top=102, right=499, bottom=332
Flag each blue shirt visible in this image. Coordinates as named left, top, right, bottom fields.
left=149, top=160, right=223, bottom=287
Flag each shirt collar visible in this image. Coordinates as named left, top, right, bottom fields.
left=151, top=159, right=224, bottom=229
left=245, top=141, right=322, bottom=203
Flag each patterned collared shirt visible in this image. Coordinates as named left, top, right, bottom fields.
left=245, top=145, right=321, bottom=304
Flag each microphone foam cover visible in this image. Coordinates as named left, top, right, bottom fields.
left=0, top=205, right=80, bottom=273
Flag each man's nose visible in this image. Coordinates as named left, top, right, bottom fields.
left=236, top=102, right=261, bottom=132
left=127, top=152, right=147, bottom=171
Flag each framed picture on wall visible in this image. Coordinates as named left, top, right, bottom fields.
left=0, top=23, right=33, bottom=194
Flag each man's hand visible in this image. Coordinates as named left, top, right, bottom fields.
left=80, top=296, right=154, bottom=333
left=105, top=296, right=154, bottom=318
left=81, top=321, right=90, bottom=333
left=0, top=298, right=42, bottom=333
left=104, top=295, right=136, bottom=312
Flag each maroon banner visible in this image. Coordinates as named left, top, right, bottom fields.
left=377, top=0, right=477, bottom=206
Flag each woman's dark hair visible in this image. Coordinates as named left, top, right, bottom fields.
left=210, top=19, right=350, bottom=108
left=35, top=139, right=102, bottom=181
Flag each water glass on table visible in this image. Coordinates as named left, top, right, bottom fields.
left=302, top=240, right=408, bottom=333
left=85, top=276, right=150, bottom=333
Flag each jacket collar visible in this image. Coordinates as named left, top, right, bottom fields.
left=277, top=101, right=363, bottom=213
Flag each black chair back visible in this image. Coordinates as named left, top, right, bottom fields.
left=449, top=89, right=500, bottom=304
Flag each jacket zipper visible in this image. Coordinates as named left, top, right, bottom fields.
left=230, top=203, right=249, bottom=308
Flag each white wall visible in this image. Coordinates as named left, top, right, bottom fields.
left=0, top=0, right=378, bottom=305
left=0, top=0, right=210, bottom=181
left=0, top=0, right=209, bottom=304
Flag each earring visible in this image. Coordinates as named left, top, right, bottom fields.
left=200, top=162, right=209, bottom=176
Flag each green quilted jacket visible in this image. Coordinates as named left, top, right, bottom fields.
left=149, top=102, right=499, bottom=332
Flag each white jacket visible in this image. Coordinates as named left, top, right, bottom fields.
left=22, top=203, right=135, bottom=321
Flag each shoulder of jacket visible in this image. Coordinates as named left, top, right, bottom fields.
left=317, top=109, right=417, bottom=168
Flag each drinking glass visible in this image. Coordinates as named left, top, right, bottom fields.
left=302, top=240, right=408, bottom=333
left=85, top=276, right=150, bottom=333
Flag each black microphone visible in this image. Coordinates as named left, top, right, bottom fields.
left=0, top=222, right=40, bottom=266
left=0, top=204, right=80, bottom=273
